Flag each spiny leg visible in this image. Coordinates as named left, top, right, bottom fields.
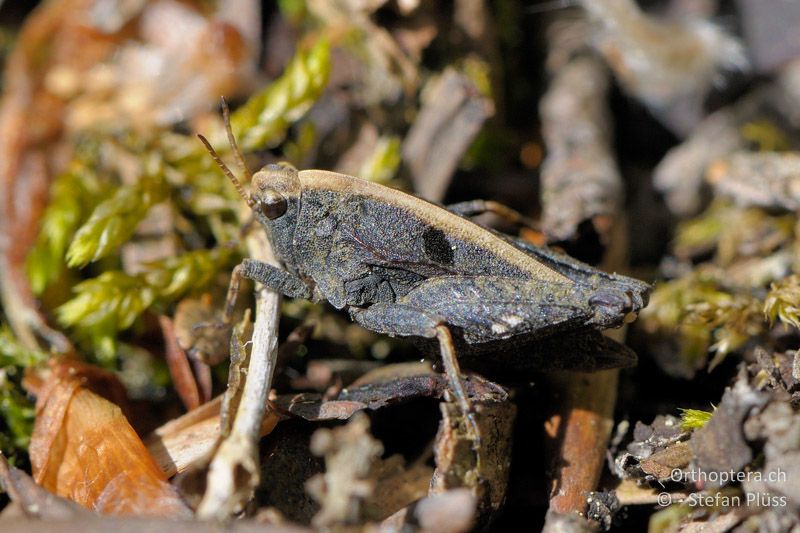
left=434, top=324, right=481, bottom=447
left=351, top=303, right=482, bottom=446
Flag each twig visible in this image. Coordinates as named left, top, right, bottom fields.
left=545, top=370, right=619, bottom=515
left=197, top=229, right=281, bottom=519
left=402, top=68, right=494, bottom=202
left=540, top=17, right=621, bottom=243
left=540, top=14, right=628, bottom=519
left=543, top=222, right=632, bottom=518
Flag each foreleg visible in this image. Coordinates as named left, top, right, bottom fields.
left=195, top=259, right=312, bottom=339
left=221, top=259, right=313, bottom=323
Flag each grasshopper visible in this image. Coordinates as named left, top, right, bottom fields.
left=197, top=106, right=650, bottom=442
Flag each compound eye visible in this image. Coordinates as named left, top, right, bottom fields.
left=255, top=190, right=287, bottom=219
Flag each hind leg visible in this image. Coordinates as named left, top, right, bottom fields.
left=351, top=304, right=481, bottom=446
left=447, top=199, right=539, bottom=230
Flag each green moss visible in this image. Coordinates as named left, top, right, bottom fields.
left=764, top=274, right=800, bottom=330
left=66, top=172, right=169, bottom=267
left=679, top=407, right=714, bottom=431
left=58, top=248, right=235, bottom=363
left=26, top=153, right=108, bottom=294
left=0, top=326, right=47, bottom=457
left=231, top=39, right=331, bottom=152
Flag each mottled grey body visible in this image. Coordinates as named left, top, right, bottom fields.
left=239, top=165, right=650, bottom=372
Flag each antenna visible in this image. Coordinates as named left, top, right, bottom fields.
left=197, top=133, right=255, bottom=208
left=220, top=97, right=253, bottom=183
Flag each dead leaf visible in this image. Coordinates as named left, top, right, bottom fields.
left=0, top=454, right=86, bottom=520
left=271, top=363, right=508, bottom=421
left=689, top=374, right=769, bottom=487
left=29, top=360, right=191, bottom=516
left=639, top=441, right=693, bottom=482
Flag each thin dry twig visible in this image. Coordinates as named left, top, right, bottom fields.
left=540, top=15, right=629, bottom=518
left=540, top=16, right=621, bottom=244
left=197, top=229, right=281, bottom=519
left=402, top=68, right=494, bottom=202
left=145, top=395, right=281, bottom=478
left=545, top=370, right=619, bottom=515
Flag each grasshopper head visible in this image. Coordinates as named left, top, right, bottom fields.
left=196, top=100, right=301, bottom=236
left=247, top=163, right=302, bottom=266
left=250, top=163, right=301, bottom=225
left=197, top=104, right=302, bottom=268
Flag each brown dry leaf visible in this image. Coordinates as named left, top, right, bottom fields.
left=0, top=454, right=86, bottom=521
left=29, top=360, right=191, bottom=517
left=271, top=362, right=508, bottom=421
left=639, top=441, right=693, bottom=482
